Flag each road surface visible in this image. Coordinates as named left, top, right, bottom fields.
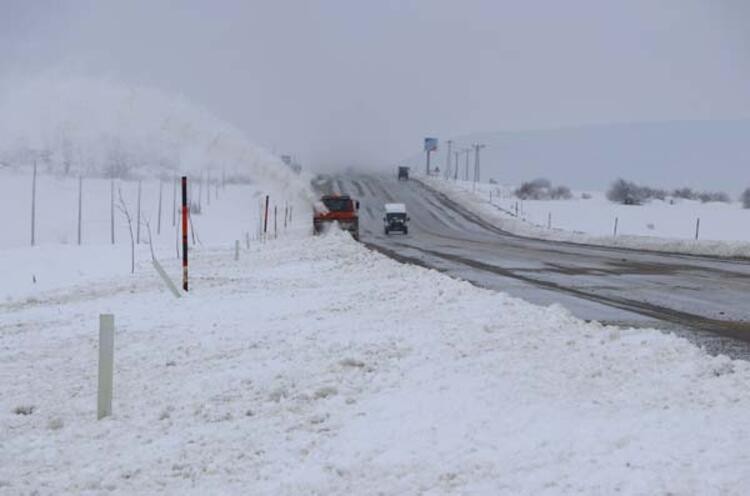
left=320, top=174, right=750, bottom=359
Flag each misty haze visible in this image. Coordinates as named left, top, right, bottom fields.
left=2, top=2, right=750, bottom=495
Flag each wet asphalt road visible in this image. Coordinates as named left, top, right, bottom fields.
left=322, top=174, right=750, bottom=360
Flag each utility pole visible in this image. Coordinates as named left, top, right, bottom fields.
left=472, top=143, right=486, bottom=192
left=453, top=151, right=460, bottom=181
left=464, top=149, right=471, bottom=181
left=424, top=138, right=437, bottom=176
left=445, top=140, right=453, bottom=179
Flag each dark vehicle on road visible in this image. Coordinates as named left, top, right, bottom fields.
left=384, top=203, right=409, bottom=235
left=398, top=166, right=409, bottom=181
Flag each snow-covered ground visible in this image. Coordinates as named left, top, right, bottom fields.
left=0, top=168, right=310, bottom=302
left=422, top=175, right=750, bottom=258
left=3, top=225, right=750, bottom=494
left=3, top=76, right=750, bottom=494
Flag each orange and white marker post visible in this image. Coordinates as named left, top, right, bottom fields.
left=181, top=176, right=189, bottom=291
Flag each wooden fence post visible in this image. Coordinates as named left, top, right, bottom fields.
left=136, top=180, right=142, bottom=244
left=157, top=180, right=163, bottom=235
left=263, top=195, right=268, bottom=235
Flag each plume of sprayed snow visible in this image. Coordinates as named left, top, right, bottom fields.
left=0, top=75, right=313, bottom=202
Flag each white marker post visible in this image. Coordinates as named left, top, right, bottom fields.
left=97, top=314, right=115, bottom=420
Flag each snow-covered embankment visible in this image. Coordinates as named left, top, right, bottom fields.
left=2, top=229, right=750, bottom=494
left=420, top=175, right=750, bottom=258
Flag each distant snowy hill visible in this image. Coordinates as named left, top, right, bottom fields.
left=434, top=120, right=750, bottom=193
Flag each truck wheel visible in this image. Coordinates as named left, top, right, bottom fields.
left=384, top=227, right=389, bottom=235
left=403, top=227, right=408, bottom=235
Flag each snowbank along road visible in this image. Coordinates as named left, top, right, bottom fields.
left=6, top=232, right=750, bottom=494
left=320, top=174, right=750, bottom=359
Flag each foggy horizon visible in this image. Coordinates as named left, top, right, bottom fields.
left=2, top=0, right=749, bottom=178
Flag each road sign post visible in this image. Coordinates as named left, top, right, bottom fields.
left=424, top=137, right=438, bottom=175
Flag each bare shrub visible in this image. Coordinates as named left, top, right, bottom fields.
left=673, top=187, right=697, bottom=200
left=610, top=179, right=730, bottom=205
left=529, top=178, right=551, bottom=189
left=13, top=405, right=35, bottom=415
left=607, top=179, right=671, bottom=204
left=642, top=186, right=668, bottom=201
left=515, top=180, right=544, bottom=200
left=105, top=143, right=134, bottom=179
left=697, top=191, right=730, bottom=203
left=515, top=178, right=572, bottom=200
left=606, top=179, right=644, bottom=205
left=550, top=186, right=572, bottom=200
left=741, top=189, right=750, bottom=209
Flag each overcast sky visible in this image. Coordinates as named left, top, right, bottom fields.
left=2, top=0, right=749, bottom=173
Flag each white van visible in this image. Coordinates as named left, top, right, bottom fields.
left=384, top=203, right=409, bottom=235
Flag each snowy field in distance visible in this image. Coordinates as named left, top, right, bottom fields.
left=0, top=74, right=315, bottom=300
left=0, top=168, right=311, bottom=301
left=422, top=175, right=750, bottom=258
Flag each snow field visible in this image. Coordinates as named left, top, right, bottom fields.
left=2, top=230, right=750, bottom=494
left=423, top=175, right=750, bottom=257
left=0, top=169, right=312, bottom=301
left=0, top=170, right=309, bottom=250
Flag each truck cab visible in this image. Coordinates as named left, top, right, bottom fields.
left=313, top=194, right=360, bottom=241
left=384, top=203, right=409, bottom=235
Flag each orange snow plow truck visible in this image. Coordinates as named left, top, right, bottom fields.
left=313, top=194, right=360, bottom=241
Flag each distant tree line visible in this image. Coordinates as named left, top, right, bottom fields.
left=606, top=178, right=735, bottom=205
left=515, top=178, right=572, bottom=200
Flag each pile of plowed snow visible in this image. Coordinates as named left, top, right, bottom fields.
left=2, top=230, right=749, bottom=494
